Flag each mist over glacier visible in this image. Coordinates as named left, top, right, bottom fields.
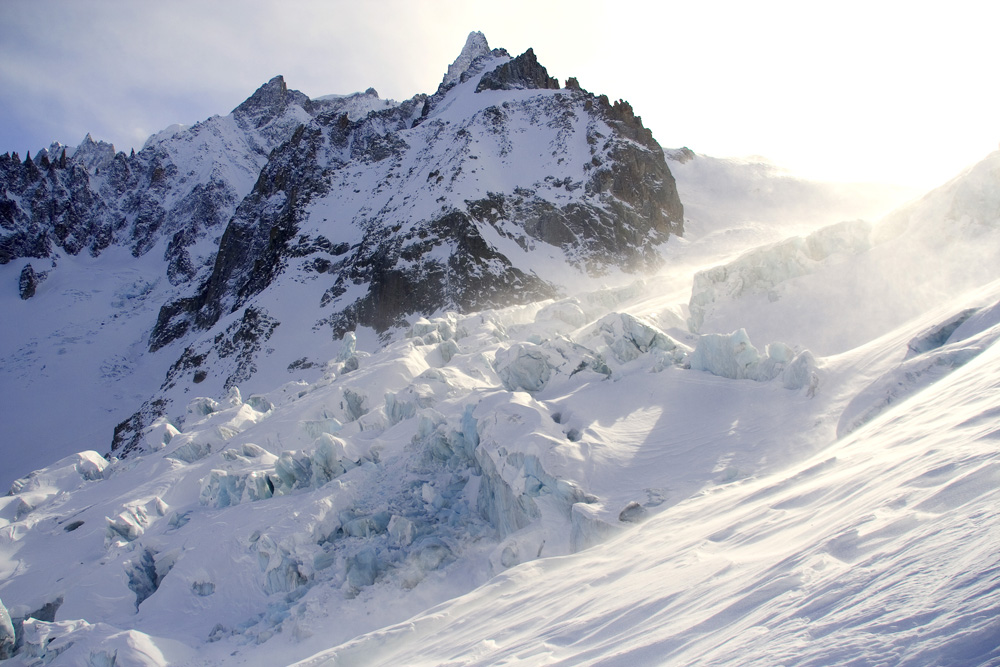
left=2, top=29, right=1000, bottom=667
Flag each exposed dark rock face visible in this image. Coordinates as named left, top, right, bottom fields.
left=323, top=209, right=557, bottom=337
left=147, top=97, right=431, bottom=350
left=18, top=263, right=39, bottom=299
left=476, top=48, right=560, bottom=92
left=111, top=398, right=167, bottom=457
left=233, top=76, right=306, bottom=130
left=442, top=31, right=494, bottom=88
left=0, top=149, right=104, bottom=264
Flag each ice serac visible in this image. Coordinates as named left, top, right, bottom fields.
left=688, top=328, right=818, bottom=391
left=689, top=220, right=872, bottom=333
left=0, top=597, right=14, bottom=660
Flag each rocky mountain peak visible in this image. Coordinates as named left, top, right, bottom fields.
left=71, top=133, right=116, bottom=172
left=232, top=75, right=309, bottom=130
left=476, top=47, right=559, bottom=92
left=441, top=31, right=494, bottom=88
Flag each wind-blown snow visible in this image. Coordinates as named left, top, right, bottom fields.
left=5, top=247, right=1000, bottom=665
left=295, top=324, right=1000, bottom=666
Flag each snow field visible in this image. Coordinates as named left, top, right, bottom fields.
left=296, top=322, right=1000, bottom=666
left=1, top=270, right=843, bottom=665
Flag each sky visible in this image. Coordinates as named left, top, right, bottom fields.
left=0, top=0, right=997, bottom=189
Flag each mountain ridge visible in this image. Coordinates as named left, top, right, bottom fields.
left=1, top=32, right=685, bottom=470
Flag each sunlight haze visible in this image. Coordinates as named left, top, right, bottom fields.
left=0, top=0, right=996, bottom=189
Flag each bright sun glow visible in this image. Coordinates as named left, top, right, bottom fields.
left=0, top=0, right=997, bottom=188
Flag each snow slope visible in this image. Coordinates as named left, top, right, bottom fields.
left=298, top=306, right=1000, bottom=666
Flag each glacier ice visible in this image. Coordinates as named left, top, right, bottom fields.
left=166, top=440, right=213, bottom=463
left=311, top=434, right=358, bottom=485
left=438, top=338, right=461, bottom=364
left=688, top=328, right=818, bottom=390
left=7, top=451, right=111, bottom=499
left=838, top=300, right=1000, bottom=437
left=385, top=384, right=437, bottom=426
left=906, top=308, right=979, bottom=358
left=494, top=337, right=611, bottom=394
left=199, top=470, right=248, bottom=508
left=345, top=547, right=380, bottom=590
left=16, top=618, right=193, bottom=665
left=408, top=314, right=462, bottom=343
left=186, top=396, right=220, bottom=418
left=75, top=450, right=109, bottom=481
left=246, top=394, right=274, bottom=413
left=191, top=581, right=216, bottom=596
left=200, top=434, right=360, bottom=509
left=0, top=597, right=13, bottom=660
left=494, top=343, right=552, bottom=392
left=689, top=220, right=872, bottom=332
left=141, top=416, right=181, bottom=452
left=341, top=387, right=368, bottom=422
left=126, top=547, right=172, bottom=609
left=387, top=515, right=416, bottom=547
left=274, top=450, right=315, bottom=491
left=570, top=502, right=621, bottom=552
left=336, top=331, right=357, bottom=362
left=474, top=402, right=594, bottom=543
left=589, top=312, right=688, bottom=363
left=104, top=497, right=168, bottom=546
left=535, top=297, right=590, bottom=328
left=252, top=533, right=307, bottom=596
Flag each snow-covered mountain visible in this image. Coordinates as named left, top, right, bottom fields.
left=3, top=31, right=998, bottom=667
left=1, top=32, right=684, bottom=485
left=0, top=77, right=401, bottom=493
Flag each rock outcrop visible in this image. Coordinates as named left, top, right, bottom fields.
left=18, top=263, right=40, bottom=299
left=476, top=48, right=560, bottom=92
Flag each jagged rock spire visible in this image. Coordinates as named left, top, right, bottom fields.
left=476, top=48, right=560, bottom=92
left=441, top=31, right=492, bottom=87
left=232, top=75, right=290, bottom=127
